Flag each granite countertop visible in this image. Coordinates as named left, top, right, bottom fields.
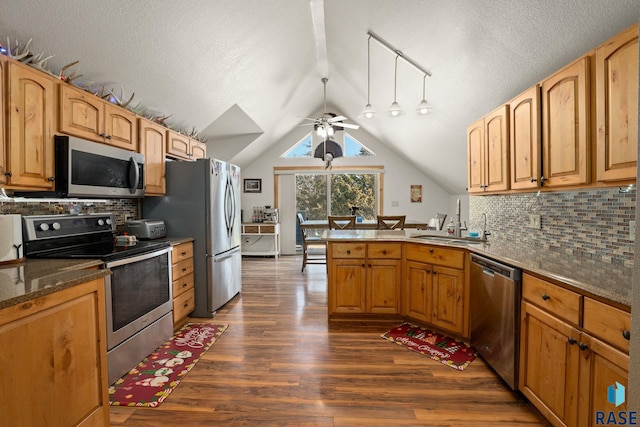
left=0, top=258, right=110, bottom=310
left=322, top=229, right=633, bottom=308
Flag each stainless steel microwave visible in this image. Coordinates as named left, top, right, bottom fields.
left=54, top=135, right=145, bottom=198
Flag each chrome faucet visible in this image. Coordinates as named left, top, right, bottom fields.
left=482, top=213, right=491, bottom=240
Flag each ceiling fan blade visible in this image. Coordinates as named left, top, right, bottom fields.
left=327, top=115, right=347, bottom=123
left=338, top=123, right=360, bottom=129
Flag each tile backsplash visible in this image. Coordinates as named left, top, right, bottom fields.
left=469, top=188, right=635, bottom=266
left=0, top=199, right=140, bottom=231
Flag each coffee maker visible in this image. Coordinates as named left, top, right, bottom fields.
left=263, top=207, right=279, bottom=223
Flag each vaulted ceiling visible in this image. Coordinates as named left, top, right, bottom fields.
left=0, top=1, right=637, bottom=194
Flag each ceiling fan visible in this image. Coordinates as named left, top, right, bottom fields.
left=300, top=77, right=360, bottom=139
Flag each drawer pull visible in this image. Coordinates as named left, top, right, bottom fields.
left=182, top=283, right=187, bottom=288
left=182, top=267, right=187, bottom=272
left=382, top=250, right=387, bottom=255
left=622, top=330, right=631, bottom=340
left=183, top=303, right=189, bottom=308
left=181, top=251, right=187, bottom=256
left=346, top=250, right=351, bottom=255
left=578, top=342, right=588, bottom=351
left=429, top=248, right=434, bottom=253
left=541, top=294, right=550, bottom=301
left=567, top=337, right=577, bottom=345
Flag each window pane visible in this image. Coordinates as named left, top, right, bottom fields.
left=330, top=174, right=376, bottom=219
left=296, top=175, right=327, bottom=220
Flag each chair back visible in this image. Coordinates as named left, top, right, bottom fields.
left=377, top=215, right=406, bottom=230
left=328, top=215, right=356, bottom=230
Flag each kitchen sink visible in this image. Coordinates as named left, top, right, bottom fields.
left=411, top=235, right=486, bottom=245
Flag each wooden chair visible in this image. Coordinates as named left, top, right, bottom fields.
left=377, top=215, right=406, bottom=230
left=327, top=215, right=356, bottom=230
left=296, top=213, right=326, bottom=272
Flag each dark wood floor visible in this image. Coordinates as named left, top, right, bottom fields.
left=110, top=255, right=543, bottom=426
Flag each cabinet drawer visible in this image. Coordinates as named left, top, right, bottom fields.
left=583, top=297, right=630, bottom=353
left=171, top=242, right=193, bottom=264
left=173, top=288, right=195, bottom=323
left=260, top=225, right=275, bottom=233
left=367, top=243, right=402, bottom=259
left=243, top=225, right=259, bottom=233
left=522, top=274, right=582, bottom=325
left=330, top=243, right=366, bottom=259
left=172, top=258, right=194, bottom=281
left=405, top=244, right=464, bottom=269
left=172, top=273, right=194, bottom=298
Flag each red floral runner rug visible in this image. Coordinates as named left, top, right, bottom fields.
left=109, top=323, right=228, bottom=407
left=381, top=323, right=477, bottom=371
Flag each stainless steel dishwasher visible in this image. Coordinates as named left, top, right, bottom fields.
left=470, top=253, right=522, bottom=390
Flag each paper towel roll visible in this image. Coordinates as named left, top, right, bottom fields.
left=0, top=214, right=24, bottom=264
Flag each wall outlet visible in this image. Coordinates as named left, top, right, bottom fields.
left=630, top=220, right=636, bottom=241
left=124, top=214, right=133, bottom=222
left=528, top=214, right=541, bottom=229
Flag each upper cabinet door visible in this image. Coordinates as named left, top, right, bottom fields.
left=467, top=117, right=485, bottom=193
left=6, top=61, right=56, bottom=189
left=190, top=140, right=207, bottom=160
left=484, top=104, right=510, bottom=192
left=541, top=56, right=590, bottom=187
left=104, top=103, right=138, bottom=151
left=59, top=83, right=105, bottom=141
left=166, top=129, right=191, bottom=160
left=138, top=118, right=166, bottom=195
left=510, top=85, right=541, bottom=190
left=595, top=24, right=638, bottom=183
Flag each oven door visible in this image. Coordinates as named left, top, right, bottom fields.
left=104, top=247, right=172, bottom=350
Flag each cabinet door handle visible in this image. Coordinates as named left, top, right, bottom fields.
left=530, top=177, right=537, bottom=183
left=541, top=294, right=550, bottom=301
left=47, top=176, right=55, bottom=182
left=567, top=337, right=577, bottom=345
left=432, top=270, right=436, bottom=275
left=578, top=342, right=588, bottom=351
left=361, top=264, right=365, bottom=268
left=106, top=135, right=112, bottom=139
left=426, top=269, right=431, bottom=273
left=99, top=132, right=106, bottom=138
left=622, top=330, right=631, bottom=340
left=368, top=264, right=372, bottom=268
left=540, top=176, right=547, bottom=185
left=4, top=171, right=11, bottom=177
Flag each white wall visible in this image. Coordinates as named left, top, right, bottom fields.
left=236, top=113, right=456, bottom=251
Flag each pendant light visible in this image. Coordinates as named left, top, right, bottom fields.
left=387, top=53, right=404, bottom=117
left=359, top=35, right=376, bottom=119
left=415, top=73, right=433, bottom=115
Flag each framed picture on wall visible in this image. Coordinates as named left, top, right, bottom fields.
left=410, top=185, right=422, bottom=203
left=244, top=178, right=262, bottom=193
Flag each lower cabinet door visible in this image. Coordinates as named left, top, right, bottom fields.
left=431, top=266, right=465, bottom=335
left=404, top=260, right=432, bottom=322
left=366, top=259, right=401, bottom=314
left=520, top=302, right=580, bottom=427
left=330, top=260, right=366, bottom=314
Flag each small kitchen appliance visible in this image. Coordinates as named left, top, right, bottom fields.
left=123, top=219, right=167, bottom=240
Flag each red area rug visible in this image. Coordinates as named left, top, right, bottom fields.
left=109, top=323, right=228, bottom=407
left=381, top=323, right=477, bottom=371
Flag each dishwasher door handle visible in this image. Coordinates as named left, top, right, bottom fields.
left=482, top=267, right=495, bottom=277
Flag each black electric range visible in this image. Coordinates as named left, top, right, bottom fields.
left=23, top=214, right=170, bottom=262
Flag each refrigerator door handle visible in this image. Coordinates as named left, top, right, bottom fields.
left=211, top=246, right=241, bottom=262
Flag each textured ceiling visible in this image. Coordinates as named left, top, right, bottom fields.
left=0, top=0, right=637, bottom=194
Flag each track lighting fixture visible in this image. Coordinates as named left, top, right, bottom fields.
left=387, top=53, right=404, bottom=117
left=364, top=31, right=433, bottom=118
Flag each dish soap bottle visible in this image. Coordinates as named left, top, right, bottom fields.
left=446, top=219, right=455, bottom=235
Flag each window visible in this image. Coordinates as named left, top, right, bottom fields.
left=296, top=172, right=378, bottom=220
left=282, top=132, right=373, bottom=159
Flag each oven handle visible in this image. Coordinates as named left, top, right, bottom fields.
left=104, top=247, right=172, bottom=269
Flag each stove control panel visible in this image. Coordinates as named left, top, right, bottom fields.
left=23, top=214, right=116, bottom=241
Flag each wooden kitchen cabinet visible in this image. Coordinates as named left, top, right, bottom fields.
left=138, top=117, right=166, bottom=195
left=595, top=23, right=638, bottom=183
left=519, top=274, right=629, bottom=427
left=171, top=241, right=195, bottom=328
left=328, top=242, right=401, bottom=317
left=509, top=85, right=541, bottom=190
left=467, top=104, right=510, bottom=193
left=0, top=56, right=6, bottom=186
left=5, top=60, right=56, bottom=189
left=59, top=83, right=138, bottom=151
left=0, top=278, right=109, bottom=426
left=541, top=56, right=590, bottom=188
left=166, top=129, right=207, bottom=161
left=404, top=244, right=467, bottom=337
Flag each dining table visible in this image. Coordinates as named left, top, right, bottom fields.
left=298, top=219, right=433, bottom=231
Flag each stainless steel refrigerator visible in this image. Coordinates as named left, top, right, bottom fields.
left=143, top=158, right=241, bottom=317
